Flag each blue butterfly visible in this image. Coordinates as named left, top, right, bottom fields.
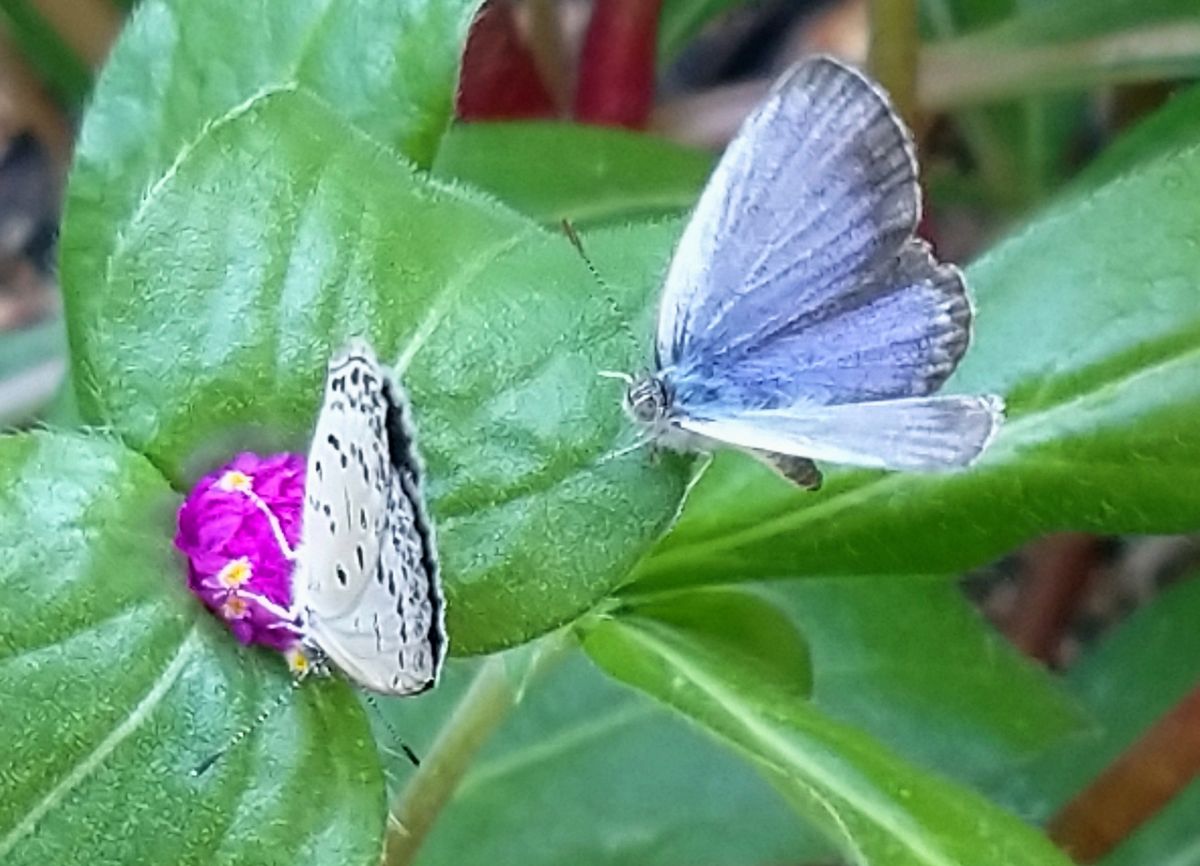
left=621, top=56, right=1003, bottom=489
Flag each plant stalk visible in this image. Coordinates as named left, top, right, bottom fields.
left=1048, top=680, right=1200, bottom=862
left=381, top=633, right=571, bottom=866
left=920, top=21, right=1200, bottom=110
left=868, top=0, right=919, bottom=125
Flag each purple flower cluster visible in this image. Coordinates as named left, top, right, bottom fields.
left=175, top=452, right=305, bottom=652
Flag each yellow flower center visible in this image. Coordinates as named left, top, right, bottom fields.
left=216, top=557, right=253, bottom=588
left=217, top=470, right=253, bottom=493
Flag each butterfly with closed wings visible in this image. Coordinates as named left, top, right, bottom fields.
left=189, top=340, right=444, bottom=774
left=289, top=339, right=446, bottom=694
left=618, top=55, right=1004, bottom=489
left=232, top=339, right=446, bottom=694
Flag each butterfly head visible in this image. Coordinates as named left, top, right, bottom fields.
left=624, top=374, right=672, bottom=427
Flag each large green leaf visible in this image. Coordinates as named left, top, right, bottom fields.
left=66, top=89, right=688, bottom=654
left=583, top=612, right=1072, bottom=866
left=372, top=652, right=830, bottom=866
left=0, top=431, right=383, bottom=866
left=377, top=576, right=1079, bottom=866
left=772, top=576, right=1086, bottom=801
left=432, top=122, right=711, bottom=226
left=636, top=135, right=1200, bottom=589
left=61, top=0, right=483, bottom=385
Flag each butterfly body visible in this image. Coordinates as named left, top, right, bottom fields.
left=291, top=340, right=446, bottom=696
left=622, top=56, right=1003, bottom=482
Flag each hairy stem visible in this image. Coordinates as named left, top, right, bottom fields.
left=381, top=632, right=571, bottom=866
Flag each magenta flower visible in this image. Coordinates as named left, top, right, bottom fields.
left=175, top=452, right=305, bottom=652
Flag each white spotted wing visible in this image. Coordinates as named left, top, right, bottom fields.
left=292, top=339, right=446, bottom=695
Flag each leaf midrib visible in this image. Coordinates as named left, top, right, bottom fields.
left=615, top=620, right=960, bottom=866
left=0, top=627, right=201, bottom=859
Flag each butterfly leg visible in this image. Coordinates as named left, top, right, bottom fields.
left=238, top=488, right=298, bottom=561
left=232, top=589, right=302, bottom=632
left=597, top=434, right=655, bottom=465
left=750, top=451, right=824, bottom=490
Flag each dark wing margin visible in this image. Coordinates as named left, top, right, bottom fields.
left=382, top=373, right=447, bottom=690
left=656, top=55, right=921, bottom=368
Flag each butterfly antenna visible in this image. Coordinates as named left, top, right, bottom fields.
left=191, top=676, right=303, bottom=777
left=561, top=218, right=614, bottom=294
left=361, top=693, right=422, bottom=766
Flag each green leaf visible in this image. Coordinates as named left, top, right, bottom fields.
left=61, top=0, right=483, bottom=364
left=66, top=90, right=689, bottom=654
left=637, top=135, right=1200, bottom=589
left=614, top=586, right=813, bottom=699
left=432, top=122, right=712, bottom=226
left=773, top=575, right=1087, bottom=801
left=377, top=652, right=831, bottom=866
left=0, top=431, right=383, bottom=866
left=583, top=613, right=1072, bottom=866
left=1001, top=576, right=1200, bottom=860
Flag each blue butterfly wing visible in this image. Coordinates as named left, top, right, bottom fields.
left=671, top=240, right=971, bottom=410
left=658, top=56, right=967, bottom=409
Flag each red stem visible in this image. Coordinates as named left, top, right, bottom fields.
left=573, top=0, right=662, bottom=128
left=1008, top=532, right=1104, bottom=665
left=1049, top=681, right=1200, bottom=862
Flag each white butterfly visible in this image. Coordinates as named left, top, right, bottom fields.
left=254, top=339, right=447, bottom=695
left=617, top=56, right=1004, bottom=489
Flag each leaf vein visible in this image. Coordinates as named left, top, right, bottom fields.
left=0, top=627, right=200, bottom=858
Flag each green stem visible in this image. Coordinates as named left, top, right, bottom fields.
left=868, top=0, right=919, bottom=125
left=381, top=632, right=572, bottom=866
left=920, top=21, right=1200, bottom=110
